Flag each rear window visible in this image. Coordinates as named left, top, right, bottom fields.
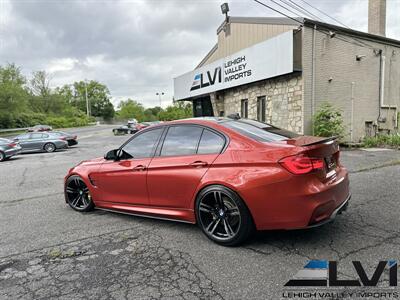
left=220, top=120, right=298, bottom=142
left=197, top=129, right=225, bottom=154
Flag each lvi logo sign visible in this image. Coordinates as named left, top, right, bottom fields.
left=285, top=260, right=397, bottom=287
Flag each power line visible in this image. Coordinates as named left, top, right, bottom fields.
left=296, top=0, right=376, bottom=49
left=253, top=0, right=304, bottom=25
left=281, top=0, right=322, bottom=21
left=297, top=0, right=350, bottom=28
left=253, top=0, right=376, bottom=50
left=267, top=0, right=304, bottom=18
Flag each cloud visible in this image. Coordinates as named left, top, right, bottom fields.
left=1, top=0, right=399, bottom=108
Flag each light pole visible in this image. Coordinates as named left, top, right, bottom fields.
left=84, top=80, right=90, bottom=117
left=156, top=92, right=164, bottom=107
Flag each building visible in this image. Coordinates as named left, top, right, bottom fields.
left=173, top=0, right=400, bottom=142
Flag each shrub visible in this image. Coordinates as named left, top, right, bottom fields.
left=362, top=134, right=400, bottom=148
left=313, top=103, right=345, bottom=138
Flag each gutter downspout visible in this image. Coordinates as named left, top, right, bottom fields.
left=377, top=49, right=385, bottom=124
left=311, top=24, right=317, bottom=135
left=350, top=82, right=355, bottom=143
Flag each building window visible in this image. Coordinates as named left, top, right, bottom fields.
left=241, top=99, right=248, bottom=118
left=257, top=96, right=266, bottom=122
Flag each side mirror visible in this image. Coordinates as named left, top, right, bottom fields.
left=104, top=149, right=119, bottom=160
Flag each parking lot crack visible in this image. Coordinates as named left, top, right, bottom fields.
left=349, top=160, right=400, bottom=173
left=17, top=167, right=28, bottom=187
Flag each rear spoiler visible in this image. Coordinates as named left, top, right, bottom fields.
left=303, top=136, right=337, bottom=146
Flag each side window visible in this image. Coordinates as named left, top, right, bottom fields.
left=197, top=130, right=225, bottom=154
left=31, top=133, right=43, bottom=139
left=17, top=134, right=30, bottom=140
left=42, top=134, right=49, bottom=138
left=121, top=128, right=163, bottom=159
left=160, top=126, right=203, bottom=156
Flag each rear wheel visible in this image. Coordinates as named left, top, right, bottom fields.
left=0, top=151, right=5, bottom=162
left=65, top=175, right=94, bottom=212
left=195, top=185, right=254, bottom=246
left=44, top=143, right=56, bottom=153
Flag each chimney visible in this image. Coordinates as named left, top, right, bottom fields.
left=368, top=0, right=386, bottom=36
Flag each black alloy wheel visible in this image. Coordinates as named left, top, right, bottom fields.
left=196, top=185, right=254, bottom=246
left=65, top=175, right=94, bottom=212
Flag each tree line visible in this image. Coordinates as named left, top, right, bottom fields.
left=0, top=63, right=192, bottom=129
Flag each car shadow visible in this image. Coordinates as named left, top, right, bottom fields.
left=244, top=222, right=343, bottom=249
left=5, top=156, right=24, bottom=162
left=19, top=149, right=69, bottom=155
left=87, top=207, right=342, bottom=248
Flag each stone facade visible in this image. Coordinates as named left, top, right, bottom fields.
left=214, top=73, right=304, bottom=134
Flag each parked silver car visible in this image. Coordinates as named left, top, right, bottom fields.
left=0, top=138, right=22, bottom=161
left=13, top=132, right=68, bottom=153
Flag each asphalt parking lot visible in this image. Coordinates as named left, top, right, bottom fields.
left=0, top=125, right=399, bottom=300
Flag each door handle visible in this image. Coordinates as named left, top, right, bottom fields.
left=132, top=165, right=146, bottom=171
left=189, top=161, right=208, bottom=167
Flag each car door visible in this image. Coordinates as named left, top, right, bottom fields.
left=96, top=127, right=164, bottom=205
left=147, top=125, right=226, bottom=208
left=29, top=133, right=45, bottom=151
left=14, top=133, right=34, bottom=150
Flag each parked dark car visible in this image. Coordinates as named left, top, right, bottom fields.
left=51, top=131, right=78, bottom=146
left=112, top=125, right=137, bottom=135
left=27, top=125, right=53, bottom=132
left=14, top=132, right=68, bottom=153
left=0, top=138, right=22, bottom=161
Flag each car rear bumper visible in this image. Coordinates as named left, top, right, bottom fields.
left=67, top=140, right=78, bottom=146
left=56, top=141, right=69, bottom=149
left=249, top=167, right=350, bottom=230
left=305, top=193, right=350, bottom=228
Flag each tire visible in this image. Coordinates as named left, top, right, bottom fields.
left=44, top=143, right=56, bottom=153
left=65, top=175, right=94, bottom=212
left=0, top=151, right=5, bottom=162
left=195, top=185, right=254, bottom=246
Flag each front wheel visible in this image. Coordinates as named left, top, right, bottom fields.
left=65, top=175, right=94, bottom=212
left=195, top=185, right=254, bottom=246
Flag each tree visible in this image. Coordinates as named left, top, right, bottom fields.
left=143, top=106, right=162, bottom=121
left=158, top=102, right=192, bottom=121
left=28, top=71, right=67, bottom=114
left=117, top=99, right=145, bottom=121
left=0, top=63, right=29, bottom=127
left=30, top=71, right=51, bottom=97
left=71, top=80, right=115, bottom=119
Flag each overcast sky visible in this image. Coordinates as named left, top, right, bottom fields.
left=1, top=0, right=399, bottom=108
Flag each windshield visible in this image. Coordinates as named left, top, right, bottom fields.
left=220, top=119, right=299, bottom=142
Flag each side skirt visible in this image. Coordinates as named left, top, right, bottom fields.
left=95, top=201, right=196, bottom=224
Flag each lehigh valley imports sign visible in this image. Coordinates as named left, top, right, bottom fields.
left=174, top=30, right=294, bottom=100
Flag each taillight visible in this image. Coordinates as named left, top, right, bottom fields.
left=279, top=154, right=324, bottom=175
left=60, top=137, right=67, bottom=141
left=8, top=143, right=17, bottom=147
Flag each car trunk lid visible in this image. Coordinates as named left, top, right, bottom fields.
left=278, top=136, right=340, bottom=180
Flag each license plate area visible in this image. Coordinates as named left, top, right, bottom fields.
left=325, top=155, right=337, bottom=172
